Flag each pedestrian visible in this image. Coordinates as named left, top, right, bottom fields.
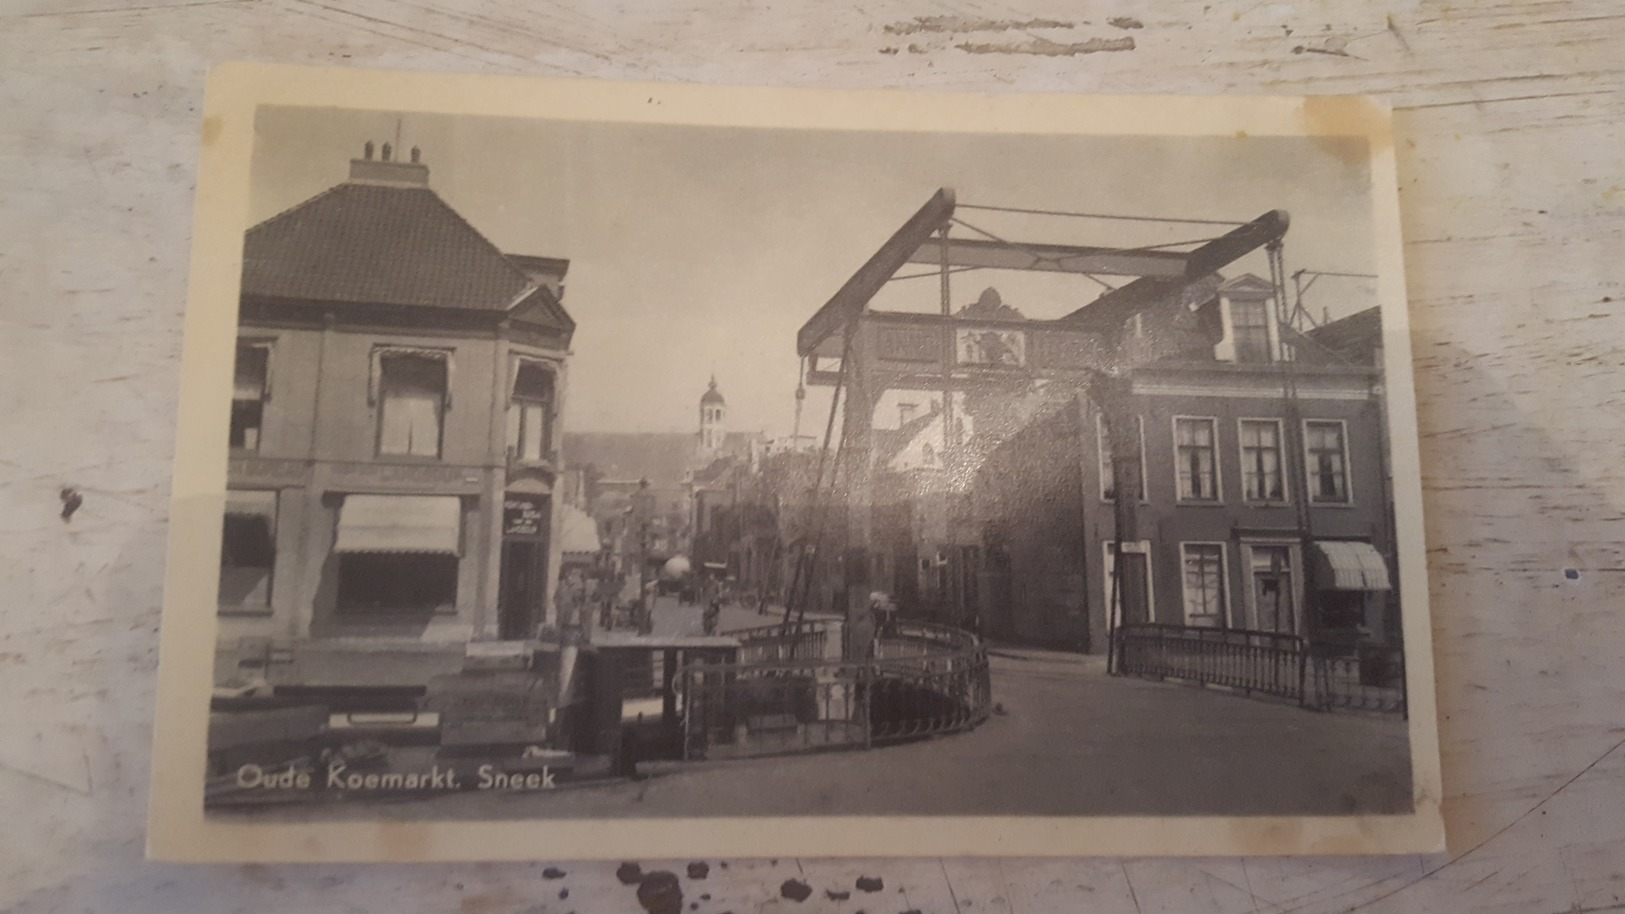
left=843, top=596, right=877, bottom=663
left=638, top=578, right=657, bottom=635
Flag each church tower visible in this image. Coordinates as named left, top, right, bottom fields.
left=699, top=375, right=727, bottom=451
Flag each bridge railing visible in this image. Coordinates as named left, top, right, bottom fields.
left=681, top=620, right=991, bottom=760
left=1110, top=622, right=1406, bottom=715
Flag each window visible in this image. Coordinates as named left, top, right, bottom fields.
left=219, top=491, right=275, bottom=609
left=507, top=361, right=554, bottom=462
left=376, top=351, right=448, bottom=458
left=1104, top=541, right=1153, bottom=628
left=1239, top=419, right=1286, bottom=502
left=1231, top=298, right=1273, bottom=363
left=1174, top=417, right=1220, bottom=501
left=337, top=554, right=458, bottom=613
left=1305, top=420, right=1350, bottom=503
left=230, top=343, right=269, bottom=450
left=1180, top=543, right=1227, bottom=627
left=1098, top=414, right=1146, bottom=502
left=1247, top=544, right=1296, bottom=634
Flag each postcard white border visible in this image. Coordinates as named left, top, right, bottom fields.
left=148, top=61, right=1443, bottom=862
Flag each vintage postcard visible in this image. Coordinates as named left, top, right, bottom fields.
left=148, top=63, right=1443, bottom=861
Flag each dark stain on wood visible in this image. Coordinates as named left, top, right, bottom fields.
left=956, top=36, right=1134, bottom=56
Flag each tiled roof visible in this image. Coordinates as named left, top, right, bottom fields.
left=242, top=183, right=535, bottom=311
left=1302, top=306, right=1382, bottom=364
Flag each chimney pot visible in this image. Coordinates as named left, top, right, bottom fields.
left=410, top=146, right=421, bottom=164
left=363, top=140, right=374, bottom=160
left=381, top=142, right=392, bottom=162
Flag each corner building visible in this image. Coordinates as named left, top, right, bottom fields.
left=215, top=146, right=575, bottom=686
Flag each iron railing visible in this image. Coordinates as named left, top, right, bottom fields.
left=681, top=621, right=992, bottom=760
left=731, top=620, right=837, bottom=664
left=1308, top=641, right=1407, bottom=713
left=1110, top=623, right=1406, bottom=715
left=1111, top=623, right=1306, bottom=702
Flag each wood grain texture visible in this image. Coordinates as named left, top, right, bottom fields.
left=2, top=0, right=1623, bottom=911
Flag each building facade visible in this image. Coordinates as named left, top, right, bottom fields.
left=216, top=145, right=575, bottom=686
left=974, top=277, right=1398, bottom=654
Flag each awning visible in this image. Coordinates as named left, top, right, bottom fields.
left=334, top=495, right=461, bottom=555
left=1310, top=541, right=1392, bottom=591
left=558, top=503, right=602, bottom=558
left=225, top=489, right=277, bottom=518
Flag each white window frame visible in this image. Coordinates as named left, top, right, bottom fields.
left=1228, top=296, right=1276, bottom=364
left=1178, top=541, right=1230, bottom=628
left=1096, top=414, right=1148, bottom=504
left=1103, top=540, right=1154, bottom=630
left=1302, top=418, right=1353, bottom=505
left=1172, top=415, right=1223, bottom=504
left=371, top=346, right=453, bottom=459
left=1240, top=540, right=1302, bottom=634
left=1236, top=417, right=1290, bottom=505
left=508, top=356, right=556, bottom=463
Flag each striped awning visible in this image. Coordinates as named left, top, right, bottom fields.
left=558, top=503, right=602, bottom=558
left=225, top=489, right=277, bottom=518
left=333, top=495, right=461, bottom=555
left=1310, top=541, right=1392, bottom=591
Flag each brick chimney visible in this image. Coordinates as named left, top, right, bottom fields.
left=349, top=141, right=429, bottom=186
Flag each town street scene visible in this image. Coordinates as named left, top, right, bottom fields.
left=205, top=107, right=1412, bottom=819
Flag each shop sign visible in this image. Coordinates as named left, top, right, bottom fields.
left=504, top=497, right=545, bottom=536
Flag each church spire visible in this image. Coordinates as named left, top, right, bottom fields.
left=700, top=375, right=727, bottom=450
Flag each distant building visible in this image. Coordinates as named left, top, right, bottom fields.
left=216, top=143, right=574, bottom=686
left=563, top=377, right=763, bottom=571
left=870, top=401, right=980, bottom=624
left=973, top=278, right=1397, bottom=652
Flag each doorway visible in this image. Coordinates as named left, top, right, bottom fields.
left=499, top=540, right=545, bottom=640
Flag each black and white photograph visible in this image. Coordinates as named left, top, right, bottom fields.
left=150, top=66, right=1441, bottom=860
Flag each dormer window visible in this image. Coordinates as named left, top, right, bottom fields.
left=1231, top=298, right=1273, bottom=363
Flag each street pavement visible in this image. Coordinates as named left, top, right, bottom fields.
left=438, top=599, right=1414, bottom=819
left=242, top=598, right=1413, bottom=820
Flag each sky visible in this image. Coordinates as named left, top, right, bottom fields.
left=249, top=106, right=1378, bottom=438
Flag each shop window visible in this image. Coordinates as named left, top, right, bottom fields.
left=219, top=495, right=275, bottom=608
left=376, top=352, right=447, bottom=458
left=337, top=554, right=458, bottom=613
left=230, top=343, right=270, bottom=451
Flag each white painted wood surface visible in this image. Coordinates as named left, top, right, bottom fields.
left=3, top=1, right=1623, bottom=911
